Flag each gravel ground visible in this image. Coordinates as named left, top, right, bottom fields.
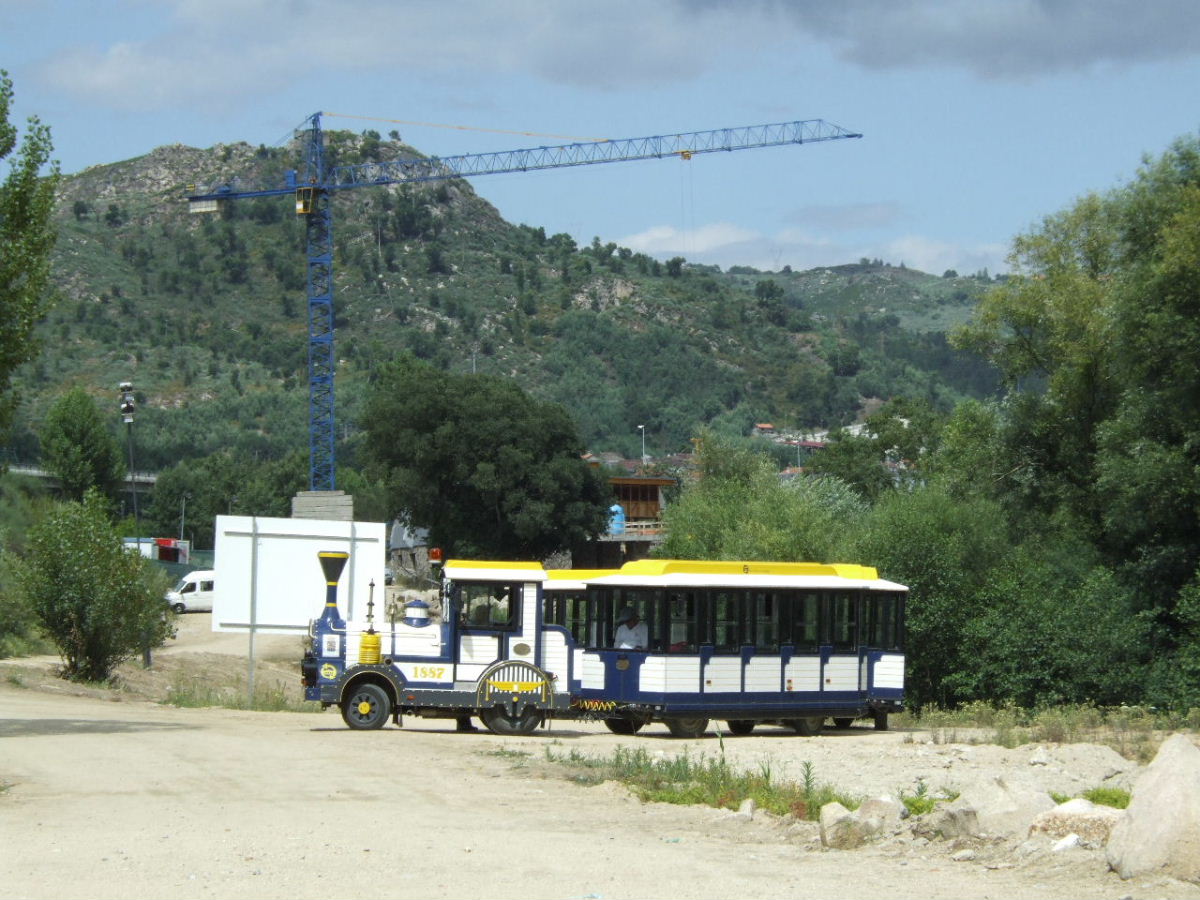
left=2, top=616, right=1198, bottom=900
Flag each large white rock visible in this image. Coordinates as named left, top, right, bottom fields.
left=1107, top=734, right=1200, bottom=881
left=956, top=775, right=1055, bottom=838
left=819, top=796, right=906, bottom=849
left=911, top=798, right=981, bottom=840
left=819, top=801, right=862, bottom=850
left=855, top=796, right=905, bottom=835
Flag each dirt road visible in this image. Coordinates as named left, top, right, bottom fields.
left=2, top=619, right=1199, bottom=900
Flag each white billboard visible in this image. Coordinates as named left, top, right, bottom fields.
left=212, top=515, right=387, bottom=634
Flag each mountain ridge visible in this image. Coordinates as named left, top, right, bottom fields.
left=10, top=130, right=998, bottom=468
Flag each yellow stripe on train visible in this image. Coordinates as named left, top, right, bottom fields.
left=486, top=679, right=546, bottom=692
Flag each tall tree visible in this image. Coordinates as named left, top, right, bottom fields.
left=363, top=355, right=609, bottom=558
left=0, top=70, right=59, bottom=441
left=39, top=388, right=126, bottom=502
left=951, top=192, right=1120, bottom=529
left=1096, top=139, right=1200, bottom=601
left=658, top=430, right=866, bottom=562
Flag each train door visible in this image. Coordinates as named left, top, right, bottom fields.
left=454, top=579, right=539, bottom=684
left=823, top=590, right=862, bottom=696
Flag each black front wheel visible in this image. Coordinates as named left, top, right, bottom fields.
left=481, top=705, right=544, bottom=736
left=832, top=717, right=855, bottom=729
left=604, top=717, right=645, bottom=735
left=341, top=683, right=391, bottom=730
left=725, top=720, right=755, bottom=736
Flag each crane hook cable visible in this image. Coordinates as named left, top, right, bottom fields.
left=322, top=111, right=610, bottom=144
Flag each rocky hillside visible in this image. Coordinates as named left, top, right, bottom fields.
left=10, top=130, right=998, bottom=468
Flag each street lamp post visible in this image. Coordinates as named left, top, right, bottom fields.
left=179, top=493, right=190, bottom=542
left=121, top=381, right=149, bottom=669
left=119, top=382, right=139, bottom=539
left=638, top=424, right=646, bottom=465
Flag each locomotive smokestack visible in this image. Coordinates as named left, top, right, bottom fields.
left=318, top=551, right=349, bottom=625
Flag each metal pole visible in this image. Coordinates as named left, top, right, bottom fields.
left=126, top=422, right=139, bottom=535
left=248, top=516, right=258, bottom=707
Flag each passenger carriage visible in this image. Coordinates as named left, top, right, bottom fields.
left=558, top=559, right=907, bottom=736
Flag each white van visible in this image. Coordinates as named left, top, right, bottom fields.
left=166, top=570, right=215, bottom=613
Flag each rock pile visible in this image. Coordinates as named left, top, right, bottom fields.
left=814, top=733, right=1200, bottom=887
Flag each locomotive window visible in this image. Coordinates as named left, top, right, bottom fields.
left=459, top=582, right=517, bottom=630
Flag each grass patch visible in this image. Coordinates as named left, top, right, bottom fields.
left=1080, top=787, right=1131, bottom=809
left=1049, top=786, right=1131, bottom=809
left=484, top=747, right=533, bottom=760
left=898, top=779, right=958, bottom=816
left=542, top=743, right=857, bottom=820
left=897, top=701, right=1196, bottom=762
left=163, top=674, right=314, bottom=712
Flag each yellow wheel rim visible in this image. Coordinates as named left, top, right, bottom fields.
left=357, top=700, right=373, bottom=716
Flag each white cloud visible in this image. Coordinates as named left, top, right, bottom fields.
left=616, top=220, right=1007, bottom=276
left=878, top=234, right=1007, bottom=275
left=31, top=0, right=767, bottom=111
left=620, top=222, right=761, bottom=256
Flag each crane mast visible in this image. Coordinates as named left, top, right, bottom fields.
left=187, top=113, right=862, bottom=492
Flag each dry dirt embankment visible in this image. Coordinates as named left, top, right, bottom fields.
left=2, top=616, right=1199, bottom=900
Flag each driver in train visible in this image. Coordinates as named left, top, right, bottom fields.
left=614, top=606, right=648, bottom=650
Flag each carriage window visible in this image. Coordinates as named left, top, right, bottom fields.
left=612, top=588, right=658, bottom=650
left=667, top=590, right=697, bottom=652
left=866, top=592, right=902, bottom=650
left=829, top=592, right=857, bottom=650
left=459, top=581, right=516, bottom=629
left=752, top=591, right=780, bottom=652
left=582, top=587, right=614, bottom=648
left=544, top=591, right=589, bottom=644
left=711, top=591, right=741, bottom=652
left=568, top=594, right=589, bottom=644
left=789, top=592, right=819, bottom=650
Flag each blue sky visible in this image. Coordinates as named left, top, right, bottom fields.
left=3, top=0, right=1199, bottom=276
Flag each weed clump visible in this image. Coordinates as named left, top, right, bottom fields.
left=542, top=744, right=857, bottom=820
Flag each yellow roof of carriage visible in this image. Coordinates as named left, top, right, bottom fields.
left=614, top=559, right=880, bottom=580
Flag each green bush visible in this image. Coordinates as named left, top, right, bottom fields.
left=11, top=490, right=174, bottom=681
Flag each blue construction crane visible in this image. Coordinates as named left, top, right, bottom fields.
left=186, top=113, right=862, bottom=492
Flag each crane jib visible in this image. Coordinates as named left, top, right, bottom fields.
left=183, top=113, right=861, bottom=492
